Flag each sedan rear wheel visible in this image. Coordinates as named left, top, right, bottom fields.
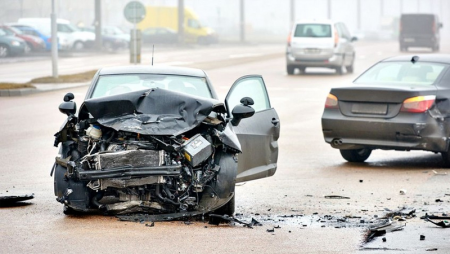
left=287, top=65, right=295, bottom=75
left=340, top=148, right=372, bottom=162
left=441, top=152, right=450, bottom=168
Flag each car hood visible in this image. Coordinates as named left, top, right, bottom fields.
left=331, top=83, right=438, bottom=103
left=81, top=88, right=225, bottom=136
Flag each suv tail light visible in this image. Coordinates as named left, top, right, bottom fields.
left=325, top=94, right=338, bottom=108
left=400, top=95, right=435, bottom=113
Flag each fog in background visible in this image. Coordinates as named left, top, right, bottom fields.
left=0, top=0, right=449, bottom=42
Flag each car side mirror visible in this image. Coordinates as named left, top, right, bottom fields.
left=351, top=36, right=358, bottom=42
left=59, top=93, right=76, bottom=116
left=231, top=97, right=255, bottom=126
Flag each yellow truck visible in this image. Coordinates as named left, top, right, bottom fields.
left=137, top=6, right=218, bottom=44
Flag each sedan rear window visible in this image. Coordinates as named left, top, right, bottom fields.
left=91, top=74, right=212, bottom=99
left=294, top=24, right=331, bottom=38
left=355, top=62, right=446, bottom=86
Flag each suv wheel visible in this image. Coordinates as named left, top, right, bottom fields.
left=340, top=149, right=372, bottom=162
left=335, top=65, right=344, bottom=75
left=73, top=41, right=84, bottom=51
left=287, top=65, right=295, bottom=75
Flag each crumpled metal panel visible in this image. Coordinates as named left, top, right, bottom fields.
left=82, top=88, right=224, bottom=136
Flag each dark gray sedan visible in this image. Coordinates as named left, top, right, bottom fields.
left=322, top=55, right=450, bottom=166
left=53, top=65, right=280, bottom=218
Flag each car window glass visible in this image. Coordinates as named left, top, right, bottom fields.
left=0, top=28, right=13, bottom=36
left=92, top=74, right=212, bottom=99
left=188, top=19, right=201, bottom=29
left=355, top=62, right=446, bottom=86
left=144, top=29, right=156, bottom=35
left=294, top=24, right=331, bottom=38
left=0, top=29, right=6, bottom=36
left=226, top=77, right=270, bottom=113
left=8, top=26, right=23, bottom=34
left=57, top=24, right=73, bottom=33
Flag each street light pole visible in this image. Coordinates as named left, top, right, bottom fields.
left=51, top=0, right=58, bottom=78
left=95, top=0, right=102, bottom=50
left=240, top=0, right=245, bottom=42
left=290, top=0, right=295, bottom=27
left=178, top=0, right=184, bottom=44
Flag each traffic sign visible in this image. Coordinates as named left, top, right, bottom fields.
left=124, top=1, right=146, bottom=24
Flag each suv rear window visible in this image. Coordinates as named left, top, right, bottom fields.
left=294, top=24, right=331, bottom=38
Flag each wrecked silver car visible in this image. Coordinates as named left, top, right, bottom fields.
left=52, top=66, right=280, bottom=216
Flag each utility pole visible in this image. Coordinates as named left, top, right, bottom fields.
left=240, top=0, right=245, bottom=42
left=51, top=0, right=58, bottom=78
left=357, top=0, right=361, bottom=30
left=178, top=0, right=184, bottom=44
left=290, top=0, right=295, bottom=27
left=95, top=0, right=102, bottom=50
left=327, top=0, right=331, bottom=19
left=400, top=0, right=403, bottom=14
left=380, top=0, right=384, bottom=17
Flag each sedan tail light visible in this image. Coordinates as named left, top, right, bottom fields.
left=325, top=94, right=338, bottom=108
left=287, top=32, right=292, bottom=47
left=400, top=95, right=435, bottom=113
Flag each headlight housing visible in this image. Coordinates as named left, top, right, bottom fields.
left=11, top=40, right=21, bottom=46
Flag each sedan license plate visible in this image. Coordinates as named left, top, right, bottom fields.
left=351, top=103, right=387, bottom=115
left=305, top=48, right=321, bottom=54
left=404, top=38, right=415, bottom=42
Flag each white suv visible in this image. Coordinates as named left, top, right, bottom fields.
left=286, top=20, right=357, bottom=75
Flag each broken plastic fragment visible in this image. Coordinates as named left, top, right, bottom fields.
left=0, top=194, right=34, bottom=206
left=324, top=195, right=350, bottom=199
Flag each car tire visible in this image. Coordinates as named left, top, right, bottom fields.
left=346, top=54, right=355, bottom=73
left=340, top=149, right=372, bottom=162
left=335, top=65, right=344, bottom=75
left=441, top=152, right=450, bottom=167
left=298, top=67, right=306, bottom=74
left=0, top=44, right=9, bottom=58
left=287, top=65, right=295, bottom=75
left=73, top=41, right=84, bottom=51
left=208, top=194, right=235, bottom=224
left=104, top=41, right=113, bottom=53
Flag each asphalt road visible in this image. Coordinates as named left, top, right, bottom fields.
left=1, top=41, right=450, bottom=253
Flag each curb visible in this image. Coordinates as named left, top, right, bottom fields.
left=0, top=82, right=90, bottom=97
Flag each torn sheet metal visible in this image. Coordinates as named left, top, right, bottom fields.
left=208, top=214, right=263, bottom=228
left=0, top=194, right=34, bottom=206
left=82, top=88, right=223, bottom=136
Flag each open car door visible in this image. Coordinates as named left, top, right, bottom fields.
left=225, top=75, right=280, bottom=183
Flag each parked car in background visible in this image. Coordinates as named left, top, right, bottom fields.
left=8, top=23, right=53, bottom=50
left=0, top=25, right=45, bottom=51
left=399, top=14, right=442, bottom=52
left=18, top=18, right=95, bottom=50
left=286, top=20, right=357, bottom=75
left=0, top=27, right=27, bottom=57
left=102, top=26, right=130, bottom=47
left=52, top=65, right=280, bottom=216
left=322, top=54, right=450, bottom=166
left=142, top=27, right=178, bottom=44
left=80, top=26, right=128, bottom=52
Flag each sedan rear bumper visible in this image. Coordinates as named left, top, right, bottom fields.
left=322, top=109, right=449, bottom=152
left=286, top=52, right=344, bottom=68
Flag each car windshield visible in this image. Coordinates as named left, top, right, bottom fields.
left=355, top=62, right=446, bottom=86
left=294, top=24, right=331, bottom=38
left=91, top=74, right=212, bottom=99
left=8, top=26, right=23, bottom=34
left=0, top=27, right=14, bottom=36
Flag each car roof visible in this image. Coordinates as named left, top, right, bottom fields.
left=293, top=20, right=336, bottom=25
left=98, top=65, right=207, bottom=77
left=382, top=54, right=450, bottom=64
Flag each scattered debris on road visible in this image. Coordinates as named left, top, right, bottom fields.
left=399, top=189, right=407, bottom=195
left=424, top=217, right=450, bottom=228
left=324, top=195, right=350, bottom=199
left=0, top=194, right=34, bottom=206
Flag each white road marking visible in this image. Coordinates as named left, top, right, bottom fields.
left=229, top=53, right=262, bottom=58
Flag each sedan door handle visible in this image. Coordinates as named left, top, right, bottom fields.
left=271, top=118, right=279, bottom=126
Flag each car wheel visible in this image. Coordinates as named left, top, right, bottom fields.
left=208, top=194, right=235, bottom=224
left=104, top=41, right=113, bottom=52
left=287, top=65, right=295, bottom=75
left=298, top=67, right=306, bottom=74
left=73, top=41, right=84, bottom=51
left=0, top=44, right=9, bottom=58
left=24, top=43, right=31, bottom=54
left=340, top=149, right=371, bottom=162
left=441, top=152, right=450, bottom=167
left=335, top=65, right=344, bottom=75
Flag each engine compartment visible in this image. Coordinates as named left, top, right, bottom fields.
left=53, top=113, right=238, bottom=215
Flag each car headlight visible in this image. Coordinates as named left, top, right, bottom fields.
left=11, top=41, right=21, bottom=46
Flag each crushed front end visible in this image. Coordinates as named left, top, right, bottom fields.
left=52, top=89, right=239, bottom=216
